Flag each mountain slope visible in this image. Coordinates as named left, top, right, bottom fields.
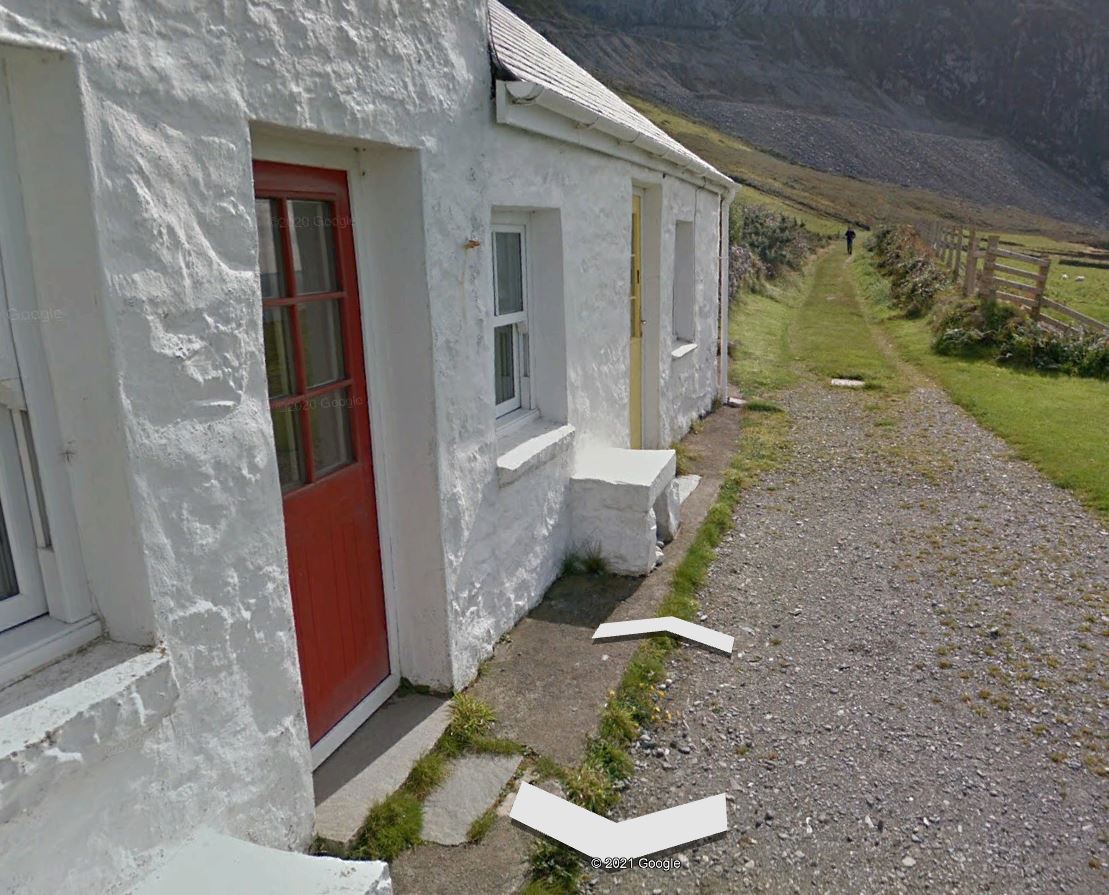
left=504, top=0, right=1109, bottom=230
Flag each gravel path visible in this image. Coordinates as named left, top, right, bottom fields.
left=592, top=375, right=1108, bottom=893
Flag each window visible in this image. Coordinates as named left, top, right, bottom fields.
left=0, top=72, right=54, bottom=637
left=672, top=219, right=696, bottom=344
left=491, top=220, right=531, bottom=419
left=0, top=51, right=99, bottom=676
left=0, top=396, right=49, bottom=635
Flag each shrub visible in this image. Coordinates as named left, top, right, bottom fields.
left=930, top=293, right=1109, bottom=379
left=930, top=294, right=1019, bottom=356
left=996, top=319, right=1109, bottom=378
left=869, top=224, right=951, bottom=317
left=728, top=201, right=823, bottom=292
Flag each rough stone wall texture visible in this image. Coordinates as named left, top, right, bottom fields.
left=0, top=0, right=724, bottom=889
left=0, top=1, right=490, bottom=893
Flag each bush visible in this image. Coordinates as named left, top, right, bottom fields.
left=728, top=202, right=823, bottom=292
left=996, top=319, right=1109, bottom=378
left=930, top=293, right=1109, bottom=379
left=931, top=294, right=1020, bottom=356
left=869, top=224, right=951, bottom=317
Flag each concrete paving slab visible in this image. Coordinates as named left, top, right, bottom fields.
left=313, top=693, right=450, bottom=843
left=389, top=814, right=530, bottom=895
left=420, top=754, right=521, bottom=846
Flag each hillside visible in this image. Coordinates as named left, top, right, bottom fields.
left=503, top=0, right=1109, bottom=232
left=626, top=95, right=1108, bottom=248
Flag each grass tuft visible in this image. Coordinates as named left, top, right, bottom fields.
left=466, top=807, right=497, bottom=844
left=403, top=751, right=447, bottom=799
left=347, top=792, right=423, bottom=861
left=444, top=694, right=496, bottom=753
left=745, top=399, right=783, bottom=412
left=560, top=542, right=609, bottom=577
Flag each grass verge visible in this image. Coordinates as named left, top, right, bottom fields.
left=855, top=250, right=1109, bottom=521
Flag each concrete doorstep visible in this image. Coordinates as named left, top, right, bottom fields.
left=314, top=693, right=452, bottom=844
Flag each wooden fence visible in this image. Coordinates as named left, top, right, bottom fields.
left=915, top=221, right=1108, bottom=336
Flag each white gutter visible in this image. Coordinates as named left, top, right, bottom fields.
left=501, top=80, right=735, bottom=195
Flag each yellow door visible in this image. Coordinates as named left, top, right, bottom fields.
left=629, top=193, right=643, bottom=448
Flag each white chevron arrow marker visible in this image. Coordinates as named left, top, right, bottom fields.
left=510, top=782, right=728, bottom=859
left=593, top=617, right=734, bottom=654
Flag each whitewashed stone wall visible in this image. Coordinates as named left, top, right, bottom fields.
left=0, top=1, right=491, bottom=892
left=0, top=0, right=727, bottom=890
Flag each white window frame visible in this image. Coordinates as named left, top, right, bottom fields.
left=0, top=57, right=98, bottom=679
left=491, top=215, right=533, bottom=423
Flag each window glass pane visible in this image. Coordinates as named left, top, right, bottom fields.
left=263, top=307, right=295, bottom=398
left=255, top=199, right=285, bottom=299
left=289, top=200, right=338, bottom=295
left=270, top=406, right=305, bottom=491
left=494, top=324, right=515, bottom=406
left=310, top=389, right=354, bottom=477
left=299, top=300, right=346, bottom=388
left=0, top=496, right=19, bottom=599
left=494, top=231, right=523, bottom=315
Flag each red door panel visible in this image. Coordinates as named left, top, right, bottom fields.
left=253, top=160, right=389, bottom=744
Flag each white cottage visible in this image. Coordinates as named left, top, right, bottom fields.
left=0, top=1, right=733, bottom=892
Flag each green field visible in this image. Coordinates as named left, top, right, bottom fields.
left=1043, top=263, right=1109, bottom=324
left=855, top=250, right=1109, bottom=521
left=987, top=231, right=1109, bottom=324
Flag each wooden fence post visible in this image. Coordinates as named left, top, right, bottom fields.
left=1032, top=257, right=1050, bottom=320
left=963, top=227, right=978, bottom=297
left=981, top=235, right=999, bottom=300
left=952, top=227, right=963, bottom=277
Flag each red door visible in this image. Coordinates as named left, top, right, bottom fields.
left=253, top=161, right=389, bottom=744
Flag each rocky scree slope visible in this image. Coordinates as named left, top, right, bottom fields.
left=504, top=0, right=1109, bottom=229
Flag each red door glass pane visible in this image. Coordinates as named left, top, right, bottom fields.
left=255, top=199, right=286, bottom=299
left=309, top=388, right=354, bottom=477
left=289, top=199, right=338, bottom=295
left=299, top=299, right=346, bottom=388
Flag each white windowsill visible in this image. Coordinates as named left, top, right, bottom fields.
left=496, top=418, right=575, bottom=487
left=495, top=407, right=540, bottom=437
left=671, top=340, right=698, bottom=361
left=0, top=614, right=102, bottom=690
left=0, top=639, right=178, bottom=823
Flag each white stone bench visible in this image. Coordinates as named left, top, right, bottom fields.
left=128, top=830, right=391, bottom=895
left=570, top=447, right=677, bottom=575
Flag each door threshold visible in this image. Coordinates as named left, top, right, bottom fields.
left=310, top=672, right=399, bottom=770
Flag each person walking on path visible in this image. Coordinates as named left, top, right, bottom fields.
left=845, top=227, right=856, bottom=255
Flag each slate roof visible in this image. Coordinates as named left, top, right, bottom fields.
left=488, top=1, right=731, bottom=186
